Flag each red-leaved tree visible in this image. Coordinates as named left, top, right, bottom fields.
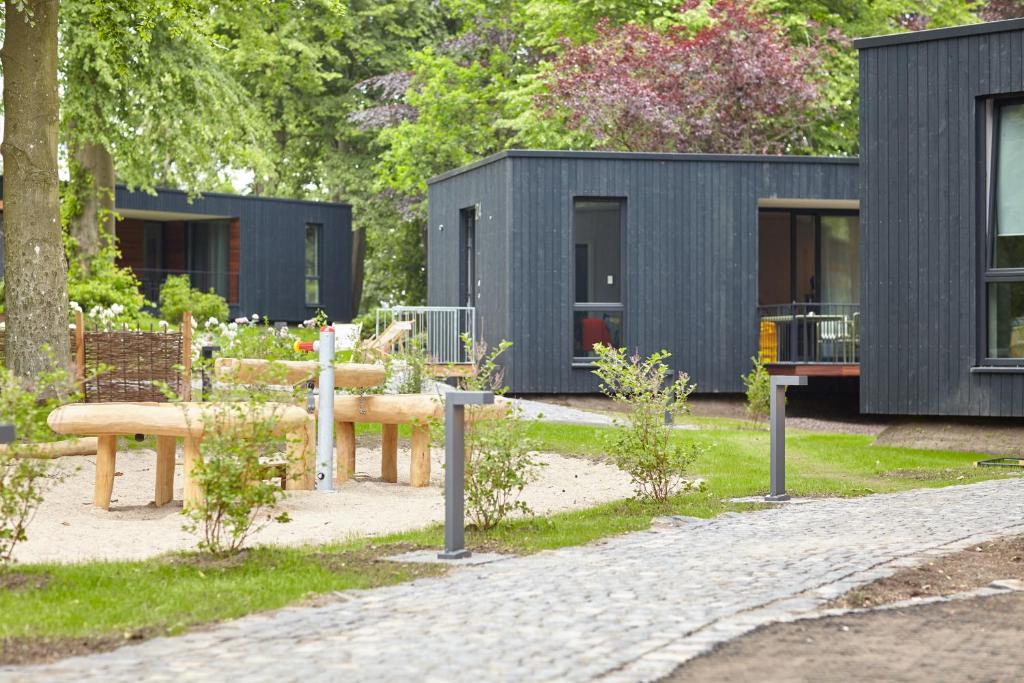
left=541, top=1, right=826, bottom=154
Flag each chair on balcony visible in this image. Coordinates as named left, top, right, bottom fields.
left=580, top=317, right=612, bottom=354
left=361, top=319, right=414, bottom=358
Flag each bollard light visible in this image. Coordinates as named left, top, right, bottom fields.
left=0, top=424, right=14, bottom=445
left=766, top=375, right=807, bottom=502
left=439, top=391, right=494, bottom=560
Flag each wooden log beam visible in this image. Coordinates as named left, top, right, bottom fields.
left=380, top=423, right=398, bottom=483
left=324, top=394, right=508, bottom=424
left=0, top=437, right=98, bottom=459
left=94, top=435, right=117, bottom=510
left=154, top=435, right=176, bottom=507
left=214, top=358, right=384, bottom=388
left=410, top=424, right=431, bottom=487
left=336, top=421, right=356, bottom=482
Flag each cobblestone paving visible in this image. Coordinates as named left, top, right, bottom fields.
left=4, top=478, right=1023, bottom=683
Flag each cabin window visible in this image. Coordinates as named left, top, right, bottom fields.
left=573, top=198, right=623, bottom=361
left=305, top=223, right=322, bottom=306
left=985, top=99, right=1024, bottom=361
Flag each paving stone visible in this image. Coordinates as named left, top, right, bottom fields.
left=2, top=479, right=1023, bottom=682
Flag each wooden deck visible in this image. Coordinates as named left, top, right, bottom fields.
left=765, top=363, right=860, bottom=378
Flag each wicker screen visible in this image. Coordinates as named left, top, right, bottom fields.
left=82, top=330, right=184, bottom=402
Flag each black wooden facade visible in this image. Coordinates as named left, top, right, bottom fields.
left=857, top=19, right=1024, bottom=417
left=113, top=187, right=352, bottom=323
left=427, top=151, right=858, bottom=394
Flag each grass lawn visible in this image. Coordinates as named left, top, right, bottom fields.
left=0, top=417, right=1015, bottom=657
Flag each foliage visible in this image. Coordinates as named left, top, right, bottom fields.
left=591, top=345, right=702, bottom=501
left=65, top=238, right=148, bottom=324
left=200, top=317, right=318, bottom=363
left=541, top=1, right=826, bottom=153
left=456, top=335, right=513, bottom=393
left=464, top=404, right=543, bottom=529
left=158, top=275, right=229, bottom=326
left=741, top=355, right=773, bottom=423
left=180, top=365, right=298, bottom=556
left=0, top=363, right=80, bottom=566
left=388, top=333, right=431, bottom=394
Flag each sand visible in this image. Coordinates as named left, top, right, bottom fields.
left=13, top=439, right=633, bottom=564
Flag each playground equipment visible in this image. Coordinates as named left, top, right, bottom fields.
left=47, top=401, right=314, bottom=509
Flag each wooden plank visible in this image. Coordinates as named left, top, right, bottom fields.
left=766, top=364, right=860, bottom=378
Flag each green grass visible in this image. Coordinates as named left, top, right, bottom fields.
left=0, top=417, right=1015, bottom=646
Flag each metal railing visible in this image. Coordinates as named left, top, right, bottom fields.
left=376, top=306, right=476, bottom=365
left=757, top=302, right=860, bottom=364
left=133, top=268, right=239, bottom=305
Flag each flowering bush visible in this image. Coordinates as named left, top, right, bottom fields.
left=65, top=239, right=148, bottom=322
left=159, top=274, right=229, bottom=325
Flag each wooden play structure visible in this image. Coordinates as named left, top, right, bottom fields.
left=328, top=394, right=507, bottom=487
left=360, top=319, right=414, bottom=358
left=47, top=402, right=314, bottom=509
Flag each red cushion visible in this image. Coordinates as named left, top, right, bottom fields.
left=581, top=317, right=612, bottom=352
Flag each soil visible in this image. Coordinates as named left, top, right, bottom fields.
left=664, top=592, right=1024, bottom=683
left=0, top=630, right=158, bottom=667
left=875, top=419, right=1024, bottom=458
left=830, top=535, right=1024, bottom=609
left=0, top=571, right=49, bottom=593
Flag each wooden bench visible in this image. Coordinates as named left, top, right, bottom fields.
left=47, top=402, right=315, bottom=510
left=328, top=394, right=506, bottom=487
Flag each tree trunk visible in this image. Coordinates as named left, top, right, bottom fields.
left=69, top=138, right=116, bottom=267
left=350, top=226, right=366, bottom=317
left=1, top=0, right=71, bottom=376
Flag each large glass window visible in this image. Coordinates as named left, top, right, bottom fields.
left=305, top=223, right=322, bottom=306
left=573, top=199, right=623, bottom=360
left=187, top=220, right=229, bottom=298
left=985, top=100, right=1024, bottom=361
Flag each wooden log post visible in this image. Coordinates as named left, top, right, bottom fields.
left=94, top=435, right=117, bottom=509
left=410, top=424, right=431, bottom=487
left=285, top=419, right=316, bottom=491
left=74, top=310, right=86, bottom=396
left=0, top=437, right=97, bottom=459
left=183, top=434, right=203, bottom=509
left=380, top=423, right=398, bottom=483
left=154, top=435, right=176, bottom=507
left=181, top=311, right=192, bottom=401
left=335, top=421, right=356, bottom=482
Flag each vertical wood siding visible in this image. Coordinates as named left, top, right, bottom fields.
left=429, top=153, right=857, bottom=394
left=115, top=188, right=352, bottom=323
left=859, top=27, right=1024, bottom=416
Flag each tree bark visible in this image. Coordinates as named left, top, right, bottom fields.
left=69, top=138, right=116, bottom=267
left=350, top=226, right=366, bottom=316
left=1, top=0, right=71, bottom=376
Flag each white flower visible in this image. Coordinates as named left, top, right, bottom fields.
left=251, top=313, right=258, bottom=320
left=190, top=316, right=198, bottom=328
left=69, top=301, right=82, bottom=313
left=234, top=317, right=248, bottom=325
left=205, top=316, right=219, bottom=328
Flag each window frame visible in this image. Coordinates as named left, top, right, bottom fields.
left=305, top=222, right=323, bottom=307
left=981, top=95, right=1024, bottom=366
left=571, top=196, right=626, bottom=366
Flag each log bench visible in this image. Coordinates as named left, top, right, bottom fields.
left=47, top=402, right=315, bottom=510
left=214, top=357, right=385, bottom=388
left=328, top=394, right=506, bottom=487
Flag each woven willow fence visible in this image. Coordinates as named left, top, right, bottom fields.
left=0, top=312, right=192, bottom=403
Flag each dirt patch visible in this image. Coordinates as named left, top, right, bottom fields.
left=313, top=542, right=448, bottom=583
left=0, top=571, right=49, bottom=593
left=875, top=467, right=980, bottom=481
left=0, top=629, right=158, bottom=667
left=829, top=535, right=1024, bottom=609
left=875, top=418, right=1024, bottom=457
left=665, top=592, right=1024, bottom=683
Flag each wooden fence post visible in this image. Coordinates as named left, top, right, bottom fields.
left=181, top=311, right=192, bottom=401
left=74, top=310, right=86, bottom=396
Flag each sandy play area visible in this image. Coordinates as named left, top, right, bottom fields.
left=14, top=437, right=633, bottom=564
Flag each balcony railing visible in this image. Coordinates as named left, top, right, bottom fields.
left=758, top=303, right=860, bottom=365
left=133, top=268, right=238, bottom=306
left=376, top=306, right=476, bottom=365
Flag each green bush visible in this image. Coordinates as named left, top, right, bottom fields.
left=159, top=274, right=229, bottom=325
left=0, top=363, right=80, bottom=565
left=741, top=355, right=772, bottom=423
left=465, top=405, right=542, bottom=530
left=592, top=345, right=702, bottom=502
left=66, top=240, right=148, bottom=324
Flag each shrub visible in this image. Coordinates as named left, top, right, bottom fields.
left=591, top=345, right=702, bottom=502
left=180, top=365, right=297, bottom=556
left=465, top=405, right=541, bottom=530
left=0, top=363, right=79, bottom=565
left=159, top=274, right=229, bottom=325
left=66, top=240, right=148, bottom=323
left=741, top=355, right=772, bottom=422
left=388, top=333, right=430, bottom=394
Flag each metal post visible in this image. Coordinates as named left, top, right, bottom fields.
left=0, top=424, right=14, bottom=445
left=766, top=375, right=808, bottom=502
left=316, top=326, right=336, bottom=491
left=200, top=345, right=220, bottom=401
left=439, top=390, right=494, bottom=560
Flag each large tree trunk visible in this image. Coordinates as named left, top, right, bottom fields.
left=69, top=139, right=116, bottom=267
left=350, top=226, right=366, bottom=317
left=1, top=0, right=71, bottom=376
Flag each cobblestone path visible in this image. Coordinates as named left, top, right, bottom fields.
left=4, top=478, right=1022, bottom=683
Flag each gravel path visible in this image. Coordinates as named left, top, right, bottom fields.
left=3, top=478, right=1023, bottom=682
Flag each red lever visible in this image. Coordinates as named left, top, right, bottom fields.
left=293, top=340, right=315, bottom=353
